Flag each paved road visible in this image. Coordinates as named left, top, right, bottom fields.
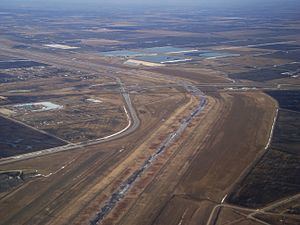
left=90, top=83, right=207, bottom=224
left=0, top=45, right=144, bottom=165
left=0, top=78, right=140, bottom=166
left=116, top=77, right=140, bottom=134
left=206, top=193, right=300, bottom=225
left=0, top=45, right=298, bottom=166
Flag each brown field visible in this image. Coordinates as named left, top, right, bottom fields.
left=0, top=43, right=281, bottom=224
left=149, top=67, right=231, bottom=83
left=110, top=92, right=276, bottom=225
left=0, top=84, right=191, bottom=225
left=0, top=7, right=299, bottom=225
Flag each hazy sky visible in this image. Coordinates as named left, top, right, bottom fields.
left=0, top=0, right=297, bottom=5
left=1, top=0, right=299, bottom=10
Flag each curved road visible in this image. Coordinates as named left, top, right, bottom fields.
left=90, top=83, right=207, bottom=224
left=0, top=78, right=140, bottom=165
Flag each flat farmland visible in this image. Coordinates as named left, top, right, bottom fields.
left=104, top=92, right=277, bottom=225
left=0, top=60, right=47, bottom=69
left=228, top=90, right=300, bottom=220
left=0, top=116, right=66, bottom=158
left=9, top=93, right=128, bottom=142
left=0, top=85, right=191, bottom=225
left=0, top=4, right=299, bottom=225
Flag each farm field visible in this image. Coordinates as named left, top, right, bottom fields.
left=0, top=1, right=299, bottom=225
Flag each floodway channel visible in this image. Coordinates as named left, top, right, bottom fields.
left=90, top=84, right=207, bottom=225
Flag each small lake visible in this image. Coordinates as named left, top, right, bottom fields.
left=14, top=102, right=63, bottom=112
left=101, top=46, right=197, bottom=57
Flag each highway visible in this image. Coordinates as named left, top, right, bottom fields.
left=0, top=77, right=140, bottom=165
left=0, top=46, right=145, bottom=164
left=0, top=45, right=298, bottom=167
left=90, top=83, right=207, bottom=224
left=2, top=45, right=298, bottom=93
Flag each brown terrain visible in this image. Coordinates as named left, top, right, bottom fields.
left=0, top=5, right=300, bottom=225
left=0, top=90, right=277, bottom=225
